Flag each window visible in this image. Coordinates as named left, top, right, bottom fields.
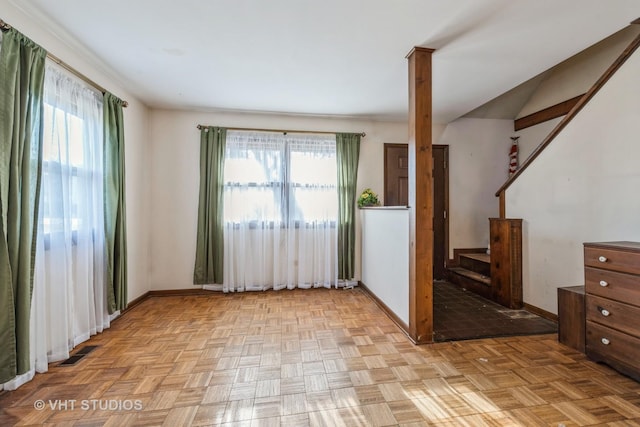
left=222, top=131, right=339, bottom=291
left=39, top=63, right=104, bottom=245
left=223, top=131, right=337, bottom=226
left=41, top=105, right=87, bottom=238
left=30, top=61, right=110, bottom=369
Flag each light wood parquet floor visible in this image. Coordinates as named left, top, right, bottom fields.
left=2, top=287, right=640, bottom=426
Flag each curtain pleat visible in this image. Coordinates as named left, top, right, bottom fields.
left=336, top=133, right=360, bottom=280
left=103, top=92, right=127, bottom=314
left=0, top=29, right=46, bottom=383
left=194, top=126, right=226, bottom=284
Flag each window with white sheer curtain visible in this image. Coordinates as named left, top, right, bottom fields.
left=220, top=131, right=338, bottom=292
left=29, top=62, right=110, bottom=373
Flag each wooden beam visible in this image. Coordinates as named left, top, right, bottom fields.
left=514, top=94, right=584, bottom=131
left=406, top=46, right=434, bottom=344
left=499, top=190, right=506, bottom=218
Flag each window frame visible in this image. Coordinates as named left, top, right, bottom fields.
left=223, top=134, right=338, bottom=228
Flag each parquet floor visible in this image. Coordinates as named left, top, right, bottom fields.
left=2, top=288, right=640, bottom=426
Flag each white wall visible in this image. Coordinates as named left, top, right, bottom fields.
left=517, top=25, right=639, bottom=118
left=438, top=118, right=513, bottom=258
left=2, top=2, right=151, bottom=301
left=121, top=98, right=151, bottom=302
left=361, top=208, right=409, bottom=326
left=147, top=109, right=407, bottom=290
left=515, top=117, right=563, bottom=164
left=506, top=47, right=640, bottom=314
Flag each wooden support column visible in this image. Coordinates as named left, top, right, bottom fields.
left=407, top=47, right=434, bottom=344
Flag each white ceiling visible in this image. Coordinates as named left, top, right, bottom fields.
left=11, top=0, right=639, bottom=123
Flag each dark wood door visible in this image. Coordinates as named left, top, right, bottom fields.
left=384, top=143, right=448, bottom=279
left=432, top=146, right=448, bottom=280
left=384, top=144, right=409, bottom=206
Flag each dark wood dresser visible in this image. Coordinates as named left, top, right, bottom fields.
left=584, top=241, right=640, bottom=381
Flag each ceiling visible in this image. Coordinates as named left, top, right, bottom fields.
left=10, top=0, right=639, bottom=123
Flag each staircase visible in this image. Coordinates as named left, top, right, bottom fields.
left=446, top=252, right=492, bottom=300
left=446, top=219, right=523, bottom=309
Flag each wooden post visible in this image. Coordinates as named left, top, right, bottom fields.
left=489, top=218, right=523, bottom=309
left=407, top=47, right=434, bottom=343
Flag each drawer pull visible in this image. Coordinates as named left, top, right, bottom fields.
left=601, top=338, right=611, bottom=345
left=598, top=256, right=608, bottom=263
left=599, top=280, right=609, bottom=287
left=600, top=309, right=610, bottom=317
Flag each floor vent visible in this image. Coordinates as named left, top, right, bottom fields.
left=59, top=345, right=99, bottom=366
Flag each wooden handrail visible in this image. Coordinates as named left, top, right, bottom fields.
left=495, top=26, right=640, bottom=198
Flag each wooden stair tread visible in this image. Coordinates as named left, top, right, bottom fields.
left=458, top=253, right=491, bottom=277
left=460, top=253, right=490, bottom=264
left=448, top=267, right=491, bottom=286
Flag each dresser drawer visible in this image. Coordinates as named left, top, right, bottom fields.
left=586, top=321, right=640, bottom=371
left=586, top=295, right=640, bottom=337
left=585, top=267, right=640, bottom=306
left=584, top=245, right=640, bottom=275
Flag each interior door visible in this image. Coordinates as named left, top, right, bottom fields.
left=432, top=146, right=448, bottom=280
left=384, top=143, right=448, bottom=279
left=384, top=144, right=409, bottom=207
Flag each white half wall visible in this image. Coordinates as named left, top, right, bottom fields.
left=2, top=2, right=151, bottom=302
left=147, top=109, right=407, bottom=290
left=506, top=47, right=640, bottom=315
left=438, top=118, right=513, bottom=258
left=361, top=208, right=409, bottom=326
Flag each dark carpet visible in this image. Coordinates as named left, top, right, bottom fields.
left=433, top=280, right=557, bottom=342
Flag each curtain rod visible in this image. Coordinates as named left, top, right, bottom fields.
left=0, top=19, right=128, bottom=108
left=196, top=124, right=366, bottom=138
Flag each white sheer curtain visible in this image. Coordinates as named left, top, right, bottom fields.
left=220, top=131, right=338, bottom=292
left=3, top=62, right=111, bottom=390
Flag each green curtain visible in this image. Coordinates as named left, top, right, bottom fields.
left=336, top=133, right=361, bottom=280
left=103, top=92, right=128, bottom=314
left=194, top=127, right=226, bottom=285
left=0, top=29, right=46, bottom=383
